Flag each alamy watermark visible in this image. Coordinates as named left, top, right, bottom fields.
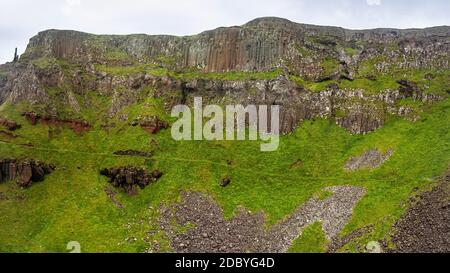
left=66, top=241, right=81, bottom=253
left=171, top=97, right=280, bottom=152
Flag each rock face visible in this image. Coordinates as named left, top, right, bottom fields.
left=0, top=17, right=448, bottom=135
left=165, top=75, right=438, bottom=134
left=22, top=112, right=91, bottom=134
left=15, top=17, right=450, bottom=74
left=100, top=167, right=163, bottom=195
left=345, top=149, right=394, bottom=171
left=0, top=158, right=55, bottom=188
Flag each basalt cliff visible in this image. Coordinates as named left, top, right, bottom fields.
left=0, top=17, right=448, bottom=134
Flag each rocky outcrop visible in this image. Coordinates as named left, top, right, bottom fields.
left=22, top=112, right=91, bottom=134
left=0, top=17, right=446, bottom=102
left=159, top=75, right=435, bottom=134
left=7, top=64, right=51, bottom=105
left=336, top=113, right=384, bottom=135
left=345, top=149, right=394, bottom=171
left=17, top=18, right=450, bottom=74
left=131, top=116, right=169, bottom=134
left=0, top=17, right=448, bottom=136
left=0, top=118, right=21, bottom=131
left=0, top=158, right=55, bottom=188
left=100, top=167, right=163, bottom=195
left=1, top=65, right=440, bottom=135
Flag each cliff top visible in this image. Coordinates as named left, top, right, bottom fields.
left=33, top=16, right=450, bottom=41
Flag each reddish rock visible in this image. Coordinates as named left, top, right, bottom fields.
left=0, top=118, right=21, bottom=131
left=136, top=116, right=169, bottom=134
left=0, top=158, right=55, bottom=188
left=22, top=112, right=40, bottom=125
left=22, top=112, right=91, bottom=134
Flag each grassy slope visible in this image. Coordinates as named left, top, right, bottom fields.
left=0, top=91, right=449, bottom=252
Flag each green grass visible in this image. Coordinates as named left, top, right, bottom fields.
left=105, top=50, right=131, bottom=62
left=93, top=64, right=155, bottom=76
left=93, top=63, right=283, bottom=81
left=291, top=69, right=448, bottom=95
left=31, top=57, right=58, bottom=69
left=92, top=57, right=448, bottom=96
left=321, top=58, right=340, bottom=76
left=288, top=222, right=328, bottom=253
left=314, top=189, right=334, bottom=201
left=293, top=44, right=312, bottom=57
left=344, top=47, right=359, bottom=57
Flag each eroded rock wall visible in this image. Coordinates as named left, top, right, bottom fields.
left=0, top=158, right=55, bottom=188
left=15, top=17, right=450, bottom=74
left=0, top=17, right=448, bottom=135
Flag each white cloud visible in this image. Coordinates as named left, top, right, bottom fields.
left=366, top=0, right=382, bottom=6
left=62, top=0, right=81, bottom=16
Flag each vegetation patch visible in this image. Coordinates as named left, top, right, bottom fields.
left=288, top=222, right=328, bottom=253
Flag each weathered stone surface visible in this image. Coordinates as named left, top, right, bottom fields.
left=336, top=113, right=384, bottom=135
left=15, top=18, right=450, bottom=74
left=345, top=149, right=394, bottom=171
left=0, top=158, right=55, bottom=188
left=0, top=17, right=448, bottom=135
left=22, top=112, right=91, bottom=134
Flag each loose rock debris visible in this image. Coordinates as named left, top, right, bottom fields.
left=159, top=186, right=366, bottom=253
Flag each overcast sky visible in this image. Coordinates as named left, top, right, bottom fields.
left=1, top=0, right=449, bottom=64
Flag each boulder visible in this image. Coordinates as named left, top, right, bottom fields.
left=22, top=112, right=91, bottom=134
left=100, top=166, right=163, bottom=195
left=220, top=177, right=231, bottom=187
